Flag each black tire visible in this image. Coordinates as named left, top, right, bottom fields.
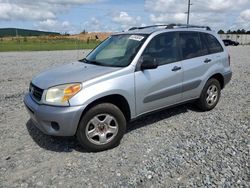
left=76, top=103, right=126, bottom=152
left=197, top=78, right=221, bottom=111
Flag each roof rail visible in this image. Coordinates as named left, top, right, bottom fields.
left=168, top=23, right=211, bottom=31
left=128, top=23, right=211, bottom=31
left=128, top=24, right=169, bottom=31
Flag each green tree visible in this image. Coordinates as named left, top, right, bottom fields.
left=218, top=29, right=225, bottom=34
left=236, top=29, right=241, bottom=34
left=241, top=29, right=246, bottom=34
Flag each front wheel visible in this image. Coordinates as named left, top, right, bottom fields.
left=76, top=103, right=126, bottom=152
left=197, top=78, right=221, bottom=111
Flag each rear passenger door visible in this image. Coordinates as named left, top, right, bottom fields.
left=180, top=31, right=224, bottom=100
left=179, top=31, right=212, bottom=100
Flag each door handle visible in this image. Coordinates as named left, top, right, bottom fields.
left=172, top=66, right=181, bottom=71
left=204, top=58, right=212, bottom=63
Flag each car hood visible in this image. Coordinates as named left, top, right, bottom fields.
left=32, top=61, right=121, bottom=89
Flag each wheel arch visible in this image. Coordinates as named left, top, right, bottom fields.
left=78, top=94, right=131, bottom=126
left=208, top=73, right=224, bottom=89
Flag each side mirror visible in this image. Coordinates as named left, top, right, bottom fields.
left=140, top=56, right=158, bottom=70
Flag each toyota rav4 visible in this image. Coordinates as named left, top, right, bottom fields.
left=24, top=24, right=232, bottom=151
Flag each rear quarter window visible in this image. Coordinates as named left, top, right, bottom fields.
left=203, top=33, right=223, bottom=54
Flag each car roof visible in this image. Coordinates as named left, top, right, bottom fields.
left=113, top=24, right=214, bottom=36
left=115, top=27, right=163, bottom=35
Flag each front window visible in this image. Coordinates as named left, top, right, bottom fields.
left=82, top=34, right=147, bottom=67
left=142, top=32, right=180, bottom=66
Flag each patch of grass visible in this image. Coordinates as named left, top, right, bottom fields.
left=0, top=37, right=100, bottom=52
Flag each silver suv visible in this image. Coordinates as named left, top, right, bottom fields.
left=24, top=24, right=232, bottom=151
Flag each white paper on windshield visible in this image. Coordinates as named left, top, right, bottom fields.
left=129, top=35, right=144, bottom=41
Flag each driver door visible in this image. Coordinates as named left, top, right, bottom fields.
left=134, top=32, right=183, bottom=116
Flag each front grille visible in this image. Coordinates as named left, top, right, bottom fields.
left=30, top=83, right=43, bottom=101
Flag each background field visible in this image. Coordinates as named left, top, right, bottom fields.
left=0, top=47, right=249, bottom=187
left=0, top=32, right=111, bottom=52
left=0, top=38, right=100, bottom=51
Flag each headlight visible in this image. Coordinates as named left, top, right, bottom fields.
left=45, top=83, right=81, bottom=106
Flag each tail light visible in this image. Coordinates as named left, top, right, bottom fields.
left=228, top=54, right=231, bottom=66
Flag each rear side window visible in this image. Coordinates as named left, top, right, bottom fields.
left=203, top=33, right=223, bottom=54
left=179, top=32, right=206, bottom=59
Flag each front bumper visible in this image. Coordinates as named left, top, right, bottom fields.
left=24, top=94, right=86, bottom=136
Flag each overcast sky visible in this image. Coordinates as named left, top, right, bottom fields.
left=0, top=0, right=249, bottom=33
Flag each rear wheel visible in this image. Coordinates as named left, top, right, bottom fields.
left=197, top=78, right=221, bottom=111
left=76, top=103, right=126, bottom=152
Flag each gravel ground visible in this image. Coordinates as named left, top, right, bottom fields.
left=0, top=47, right=249, bottom=187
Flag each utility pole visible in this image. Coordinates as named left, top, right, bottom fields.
left=187, top=0, right=191, bottom=26
left=15, top=28, right=18, bottom=37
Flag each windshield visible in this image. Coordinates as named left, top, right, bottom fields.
left=82, top=34, right=147, bottom=67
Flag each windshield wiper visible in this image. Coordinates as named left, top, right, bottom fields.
left=79, top=58, right=108, bottom=66
left=78, top=58, right=88, bottom=63
left=79, top=58, right=124, bottom=67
